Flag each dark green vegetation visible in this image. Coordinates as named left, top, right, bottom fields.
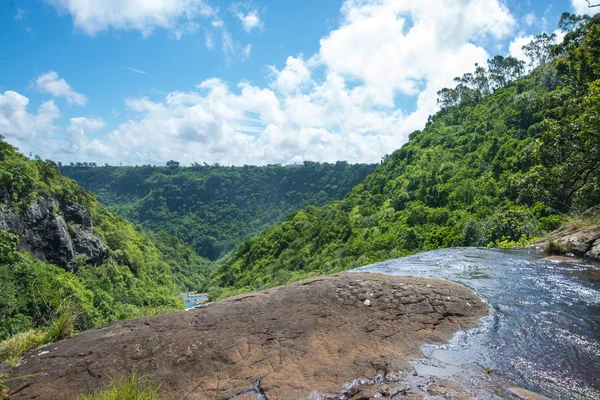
left=60, top=162, right=375, bottom=261
left=0, top=139, right=184, bottom=341
left=210, top=13, right=600, bottom=299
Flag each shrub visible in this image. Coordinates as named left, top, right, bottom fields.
left=0, top=330, right=47, bottom=367
left=46, top=304, right=76, bottom=343
left=544, top=240, right=564, bottom=255
left=76, top=371, right=161, bottom=400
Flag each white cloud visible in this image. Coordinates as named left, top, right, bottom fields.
left=221, top=31, right=235, bottom=62
left=46, top=0, right=218, bottom=37
left=68, top=116, right=105, bottom=132
left=571, top=0, right=600, bottom=15
left=241, top=44, right=252, bottom=61
left=35, top=71, right=87, bottom=106
left=235, top=9, right=263, bottom=32
left=101, top=74, right=403, bottom=165
left=319, top=0, right=514, bottom=106
left=509, top=35, right=534, bottom=63
left=63, top=117, right=114, bottom=159
left=18, top=0, right=519, bottom=165
left=220, top=31, right=252, bottom=64
left=205, top=31, right=214, bottom=49
left=0, top=91, right=60, bottom=152
left=45, top=0, right=257, bottom=63
left=523, top=12, right=537, bottom=26
left=269, top=56, right=312, bottom=94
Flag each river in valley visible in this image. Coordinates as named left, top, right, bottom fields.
left=353, top=248, right=600, bottom=399
left=182, top=293, right=208, bottom=308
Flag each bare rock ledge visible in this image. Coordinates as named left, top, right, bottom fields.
left=8, top=272, right=488, bottom=400
left=531, top=224, right=600, bottom=262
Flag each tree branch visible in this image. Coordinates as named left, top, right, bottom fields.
left=586, top=1, right=600, bottom=7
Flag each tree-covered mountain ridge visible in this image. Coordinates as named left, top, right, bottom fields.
left=0, top=139, right=185, bottom=340
left=60, top=161, right=376, bottom=261
left=209, top=13, right=600, bottom=299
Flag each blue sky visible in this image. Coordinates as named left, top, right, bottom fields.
left=0, top=0, right=598, bottom=165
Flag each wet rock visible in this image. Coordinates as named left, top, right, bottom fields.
left=531, top=225, right=600, bottom=262
left=585, top=238, right=600, bottom=260
left=8, top=273, right=488, bottom=400
left=555, top=227, right=600, bottom=255
left=507, top=387, right=552, bottom=400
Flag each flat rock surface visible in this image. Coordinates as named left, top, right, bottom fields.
left=8, top=272, right=488, bottom=400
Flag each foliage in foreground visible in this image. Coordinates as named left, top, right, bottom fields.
left=1, top=372, right=39, bottom=399
left=0, top=329, right=47, bottom=368
left=210, top=13, right=600, bottom=299
left=76, top=371, right=161, bottom=400
left=0, top=139, right=184, bottom=342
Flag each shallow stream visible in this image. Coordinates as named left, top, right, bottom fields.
left=353, top=248, right=600, bottom=399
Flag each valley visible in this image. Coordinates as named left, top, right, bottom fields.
left=1, top=9, right=600, bottom=400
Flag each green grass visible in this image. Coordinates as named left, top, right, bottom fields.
left=46, top=305, right=76, bottom=343
left=0, top=330, right=47, bottom=368
left=544, top=239, right=564, bottom=255
left=1, top=372, right=40, bottom=399
left=564, top=215, right=600, bottom=231
left=0, top=305, right=77, bottom=369
left=76, top=371, right=161, bottom=400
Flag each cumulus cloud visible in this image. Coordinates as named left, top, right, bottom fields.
left=235, top=9, right=263, bottom=32
left=35, top=71, right=87, bottom=106
left=23, top=0, right=519, bottom=165
left=269, top=56, right=312, bottom=94
left=100, top=75, right=404, bottom=165
left=0, top=90, right=60, bottom=153
left=523, top=12, right=537, bottom=26
left=62, top=117, right=115, bottom=159
left=45, top=0, right=218, bottom=36
left=509, top=35, right=535, bottom=63
left=319, top=0, right=514, bottom=106
left=571, top=0, right=600, bottom=15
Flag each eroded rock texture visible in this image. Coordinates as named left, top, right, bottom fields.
left=8, top=273, right=487, bottom=400
left=535, top=225, right=600, bottom=262
left=0, top=198, right=107, bottom=271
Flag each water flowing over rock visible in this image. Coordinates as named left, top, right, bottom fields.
left=7, top=273, right=487, bottom=399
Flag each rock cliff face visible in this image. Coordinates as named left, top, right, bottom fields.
left=7, top=272, right=488, bottom=400
left=532, top=225, right=600, bottom=262
left=0, top=197, right=108, bottom=271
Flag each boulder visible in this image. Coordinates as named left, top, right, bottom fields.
left=8, top=273, right=488, bottom=400
left=532, top=225, right=600, bottom=262
left=585, top=238, right=600, bottom=260
left=554, top=226, right=600, bottom=255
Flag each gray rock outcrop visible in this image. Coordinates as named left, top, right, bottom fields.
left=531, top=225, right=600, bottom=262
left=0, top=198, right=108, bottom=271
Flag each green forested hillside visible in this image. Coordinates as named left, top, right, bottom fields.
left=0, top=139, right=184, bottom=340
left=210, top=13, right=600, bottom=299
left=60, top=162, right=376, bottom=260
